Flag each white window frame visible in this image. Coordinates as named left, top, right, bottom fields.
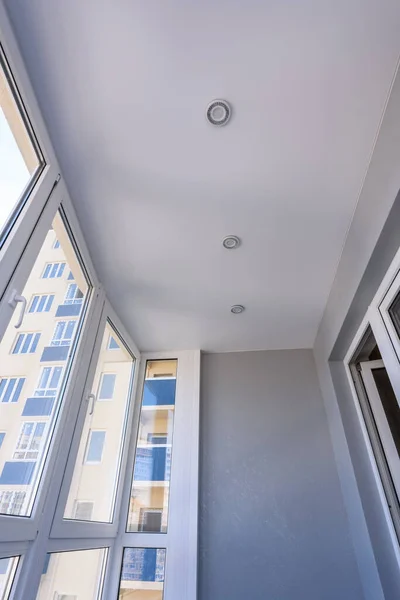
left=345, top=246, right=400, bottom=569
left=34, top=366, right=63, bottom=398
left=50, top=303, right=140, bottom=540
left=13, top=421, right=47, bottom=461
left=64, top=284, right=84, bottom=305
left=29, top=294, right=54, bottom=313
left=101, top=350, right=200, bottom=600
left=12, top=331, right=40, bottom=354
left=50, top=320, right=76, bottom=347
left=41, top=262, right=66, bottom=279
left=0, top=377, right=25, bottom=403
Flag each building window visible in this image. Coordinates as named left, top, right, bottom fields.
left=64, top=284, right=84, bottom=305
left=138, top=508, right=163, bottom=532
left=12, top=332, right=40, bottom=354
left=51, top=321, right=76, bottom=346
left=67, top=271, right=74, bottom=280
left=147, top=433, right=168, bottom=444
left=42, top=262, right=65, bottom=279
left=0, top=491, right=26, bottom=516
left=98, top=373, right=116, bottom=400
left=34, top=366, right=63, bottom=398
left=53, top=239, right=60, bottom=249
left=0, top=432, right=5, bottom=448
left=13, top=422, right=46, bottom=460
left=85, top=431, right=106, bottom=464
left=29, top=294, right=54, bottom=313
left=108, top=335, right=119, bottom=350
left=0, top=376, right=25, bottom=402
left=73, top=501, right=94, bottom=521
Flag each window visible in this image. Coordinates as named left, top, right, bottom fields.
left=13, top=422, right=46, bottom=460
left=12, top=332, right=40, bottom=354
left=53, top=239, right=60, bottom=249
left=42, top=262, right=65, bottom=279
left=29, top=294, right=54, bottom=313
left=64, top=284, right=83, bottom=305
left=36, top=549, right=107, bottom=600
left=51, top=321, right=76, bottom=346
left=0, top=377, right=25, bottom=402
left=0, top=433, right=5, bottom=448
left=0, top=556, right=20, bottom=597
left=67, top=271, right=74, bottom=280
left=98, top=373, right=116, bottom=400
left=128, top=360, right=177, bottom=533
left=85, top=431, right=106, bottom=464
left=0, top=491, right=26, bottom=515
left=0, top=44, right=43, bottom=246
left=118, top=548, right=165, bottom=598
left=34, top=366, right=63, bottom=397
left=0, top=210, right=90, bottom=516
left=108, top=335, right=119, bottom=350
left=73, top=501, right=94, bottom=521
left=64, top=323, right=134, bottom=523
left=139, top=509, right=163, bottom=533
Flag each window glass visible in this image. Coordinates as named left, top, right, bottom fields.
left=0, top=556, right=19, bottom=598
left=0, top=212, right=90, bottom=516
left=0, top=47, right=42, bottom=245
left=127, top=360, right=177, bottom=533
left=64, top=322, right=134, bottom=523
left=119, top=548, right=165, bottom=599
left=36, top=549, right=107, bottom=600
left=389, top=291, right=400, bottom=340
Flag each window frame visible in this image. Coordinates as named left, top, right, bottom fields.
left=50, top=302, right=140, bottom=540
left=345, top=246, right=400, bottom=566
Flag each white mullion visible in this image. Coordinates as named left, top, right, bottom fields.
left=369, top=307, right=400, bottom=402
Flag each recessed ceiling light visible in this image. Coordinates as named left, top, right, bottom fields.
left=207, top=99, right=231, bottom=126
left=231, top=305, right=245, bottom=314
left=222, top=235, right=241, bottom=250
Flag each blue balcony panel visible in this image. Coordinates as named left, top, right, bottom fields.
left=55, top=304, right=82, bottom=317
left=0, top=461, right=35, bottom=485
left=143, top=379, right=176, bottom=407
left=134, top=447, right=170, bottom=482
left=22, top=396, right=55, bottom=417
left=40, top=345, right=69, bottom=362
left=122, top=548, right=164, bottom=582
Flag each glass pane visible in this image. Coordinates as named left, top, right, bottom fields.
left=119, top=548, right=165, bottom=600
left=389, top=291, right=400, bottom=340
left=371, top=367, right=400, bottom=456
left=0, top=48, right=42, bottom=243
left=64, top=322, right=134, bottom=523
left=0, top=211, right=90, bottom=516
left=127, top=360, right=177, bottom=533
left=0, top=556, right=19, bottom=598
left=36, top=549, right=107, bottom=600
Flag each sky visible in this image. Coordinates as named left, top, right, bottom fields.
left=0, top=106, right=30, bottom=235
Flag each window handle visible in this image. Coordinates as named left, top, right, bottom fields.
left=8, top=289, right=27, bottom=329
left=87, top=393, right=96, bottom=415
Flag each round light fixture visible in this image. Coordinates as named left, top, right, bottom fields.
left=231, top=305, right=245, bottom=314
left=207, top=99, right=231, bottom=126
left=222, top=235, right=241, bottom=250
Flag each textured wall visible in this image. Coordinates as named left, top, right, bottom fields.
left=199, top=350, right=363, bottom=600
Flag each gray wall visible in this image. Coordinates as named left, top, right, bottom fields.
left=199, top=350, right=363, bottom=600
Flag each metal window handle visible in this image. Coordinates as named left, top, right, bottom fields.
left=8, top=289, right=27, bottom=329
left=87, top=393, right=96, bottom=415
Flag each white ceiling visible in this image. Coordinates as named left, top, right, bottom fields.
left=6, top=1, right=400, bottom=352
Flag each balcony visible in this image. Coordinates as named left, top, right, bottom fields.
left=55, top=303, right=82, bottom=317
left=22, top=396, right=55, bottom=416
left=122, top=548, right=164, bottom=582
left=0, top=461, right=35, bottom=485
left=40, top=345, right=70, bottom=362
left=133, top=447, right=171, bottom=481
left=143, top=379, right=176, bottom=407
